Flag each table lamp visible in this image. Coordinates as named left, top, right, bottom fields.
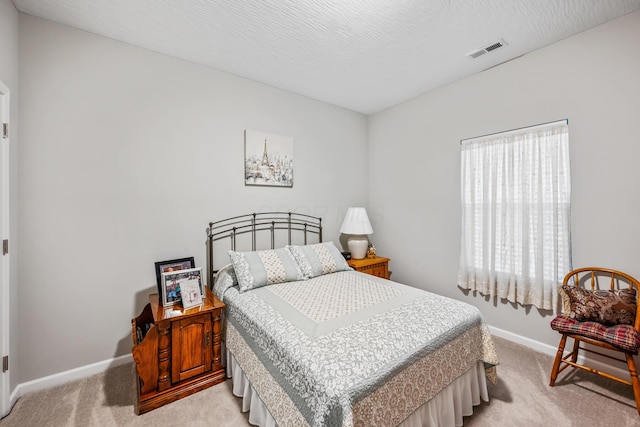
left=340, top=207, right=373, bottom=259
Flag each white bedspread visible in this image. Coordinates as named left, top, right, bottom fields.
left=214, top=270, right=498, bottom=426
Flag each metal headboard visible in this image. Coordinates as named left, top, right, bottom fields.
left=207, top=212, right=323, bottom=286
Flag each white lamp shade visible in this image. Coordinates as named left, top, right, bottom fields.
left=340, top=207, right=373, bottom=235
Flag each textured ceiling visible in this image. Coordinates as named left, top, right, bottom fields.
left=12, top=0, right=640, bottom=114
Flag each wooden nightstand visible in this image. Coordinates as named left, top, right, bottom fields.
left=131, top=288, right=225, bottom=414
left=348, top=256, right=390, bottom=279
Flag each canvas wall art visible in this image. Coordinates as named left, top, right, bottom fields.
left=244, top=129, right=294, bottom=187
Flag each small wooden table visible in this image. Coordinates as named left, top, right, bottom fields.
left=131, top=288, right=225, bottom=414
left=348, top=256, right=390, bottom=279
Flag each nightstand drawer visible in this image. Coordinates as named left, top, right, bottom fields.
left=348, top=257, right=390, bottom=279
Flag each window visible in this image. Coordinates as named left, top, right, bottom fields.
left=458, top=120, right=571, bottom=310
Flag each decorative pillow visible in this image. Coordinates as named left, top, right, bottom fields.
left=229, top=248, right=304, bottom=292
left=561, top=285, right=637, bottom=326
left=287, top=242, right=352, bottom=279
left=212, top=263, right=238, bottom=302
left=558, top=286, right=572, bottom=316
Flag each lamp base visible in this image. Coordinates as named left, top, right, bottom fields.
left=347, top=235, right=369, bottom=260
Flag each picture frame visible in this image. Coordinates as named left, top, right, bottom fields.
left=154, top=257, right=195, bottom=297
left=160, top=267, right=203, bottom=307
left=180, top=279, right=203, bottom=310
left=244, top=129, right=294, bottom=187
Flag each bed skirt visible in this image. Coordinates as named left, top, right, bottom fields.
left=226, top=348, right=489, bottom=427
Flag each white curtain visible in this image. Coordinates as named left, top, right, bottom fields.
left=458, top=121, right=571, bottom=310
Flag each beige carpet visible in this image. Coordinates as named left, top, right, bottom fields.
left=1, top=337, right=638, bottom=426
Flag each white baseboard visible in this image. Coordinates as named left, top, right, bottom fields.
left=488, top=325, right=559, bottom=357
left=488, top=325, right=631, bottom=380
left=10, top=353, right=133, bottom=408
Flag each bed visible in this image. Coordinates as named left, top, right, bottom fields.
left=208, top=212, right=498, bottom=427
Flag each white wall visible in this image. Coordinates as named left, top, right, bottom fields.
left=0, top=0, right=20, bottom=393
left=15, top=5, right=640, bottom=390
left=18, top=15, right=368, bottom=383
left=369, top=11, right=640, bottom=350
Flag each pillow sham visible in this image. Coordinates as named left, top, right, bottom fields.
left=229, top=248, right=305, bottom=292
left=212, top=263, right=238, bottom=302
left=561, top=285, right=637, bottom=326
left=287, top=241, right=352, bottom=279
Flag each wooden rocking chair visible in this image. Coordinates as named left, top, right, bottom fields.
left=549, top=267, right=640, bottom=415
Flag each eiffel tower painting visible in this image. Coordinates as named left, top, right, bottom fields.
left=244, top=129, right=294, bottom=187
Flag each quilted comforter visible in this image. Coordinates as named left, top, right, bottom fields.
left=214, top=269, right=498, bottom=427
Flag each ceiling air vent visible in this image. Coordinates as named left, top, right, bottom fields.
left=466, top=39, right=507, bottom=59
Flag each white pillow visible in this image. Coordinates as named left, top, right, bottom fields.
left=212, top=263, right=238, bottom=301
left=228, top=248, right=305, bottom=292
left=287, top=242, right=351, bottom=279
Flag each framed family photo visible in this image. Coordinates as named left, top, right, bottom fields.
left=154, top=257, right=195, bottom=297
left=244, top=129, right=294, bottom=187
left=160, top=267, right=203, bottom=307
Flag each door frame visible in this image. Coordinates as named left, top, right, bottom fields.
left=0, top=79, right=11, bottom=418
